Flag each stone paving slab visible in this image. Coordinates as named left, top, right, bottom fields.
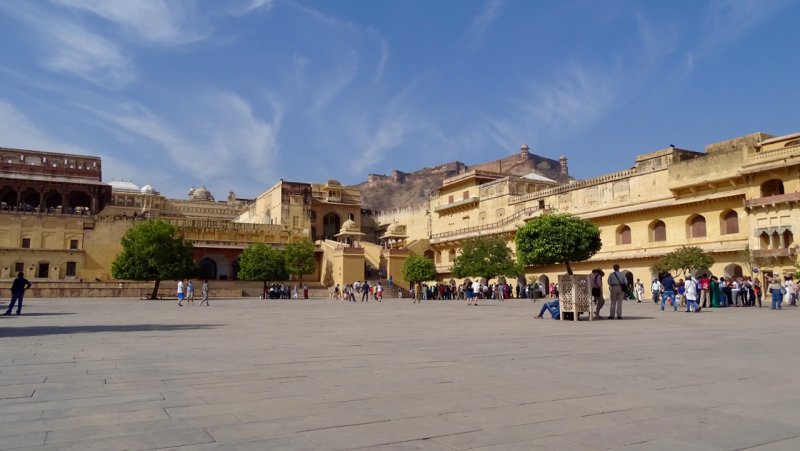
left=2, top=297, right=800, bottom=450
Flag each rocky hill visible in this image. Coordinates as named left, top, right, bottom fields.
left=356, top=146, right=571, bottom=212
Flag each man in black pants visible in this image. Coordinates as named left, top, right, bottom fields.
left=361, top=280, right=370, bottom=302
left=4, top=272, right=32, bottom=316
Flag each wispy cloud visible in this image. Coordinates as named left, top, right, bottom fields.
left=0, top=2, right=135, bottom=88
left=0, top=99, right=140, bottom=180
left=469, top=0, right=504, bottom=40
left=229, top=0, right=274, bottom=17
left=81, top=91, right=283, bottom=196
left=52, top=0, right=208, bottom=45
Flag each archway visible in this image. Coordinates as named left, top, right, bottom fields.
left=761, top=179, right=784, bottom=197
left=20, top=188, right=39, bottom=211
left=199, top=257, right=218, bottom=280
left=0, top=186, right=17, bottom=208
left=724, top=264, right=743, bottom=279
left=537, top=274, right=550, bottom=295
left=231, top=258, right=241, bottom=281
left=423, top=250, right=435, bottom=260
left=322, top=212, right=341, bottom=240
left=67, top=191, right=91, bottom=212
left=44, top=190, right=62, bottom=211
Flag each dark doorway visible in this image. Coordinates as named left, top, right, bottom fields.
left=199, top=258, right=217, bottom=280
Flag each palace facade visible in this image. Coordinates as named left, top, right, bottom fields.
left=2, top=130, right=799, bottom=295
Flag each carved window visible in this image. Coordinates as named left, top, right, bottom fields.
left=21, top=238, right=31, bottom=248
left=721, top=210, right=739, bottom=235
left=66, top=262, right=77, bottom=277
left=69, top=239, right=79, bottom=250
left=617, top=225, right=632, bottom=245
left=688, top=215, right=706, bottom=238
left=650, top=220, right=666, bottom=242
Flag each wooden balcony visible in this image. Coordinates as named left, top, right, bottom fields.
left=744, top=192, right=800, bottom=210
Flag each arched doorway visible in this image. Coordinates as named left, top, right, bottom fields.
left=231, top=258, right=240, bottom=281
left=761, top=179, right=784, bottom=197
left=322, top=213, right=341, bottom=240
left=199, top=257, right=217, bottom=280
left=724, top=264, right=743, bottom=279
left=67, top=191, right=91, bottom=213
left=0, top=186, right=17, bottom=209
left=44, top=190, right=62, bottom=212
left=20, top=188, right=39, bottom=211
left=537, top=275, right=550, bottom=295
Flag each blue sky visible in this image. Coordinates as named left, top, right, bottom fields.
left=1, top=0, right=798, bottom=200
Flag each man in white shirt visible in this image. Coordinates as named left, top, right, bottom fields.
left=785, top=277, right=797, bottom=306
left=177, top=279, right=185, bottom=306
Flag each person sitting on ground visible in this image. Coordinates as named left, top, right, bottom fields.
left=535, top=299, right=561, bottom=320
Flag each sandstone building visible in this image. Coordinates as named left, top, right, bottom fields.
left=2, top=131, right=799, bottom=296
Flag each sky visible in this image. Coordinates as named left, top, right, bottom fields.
left=1, top=0, right=798, bottom=200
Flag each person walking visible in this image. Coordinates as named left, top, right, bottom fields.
left=660, top=272, right=677, bottom=312
left=199, top=280, right=210, bottom=306
left=769, top=277, right=784, bottom=310
left=186, top=280, right=194, bottom=305
left=3, top=272, right=32, bottom=316
left=635, top=279, right=645, bottom=303
left=685, top=275, right=700, bottom=312
left=607, top=264, right=627, bottom=319
left=591, top=269, right=605, bottom=320
left=361, top=280, right=370, bottom=302
left=651, top=279, right=661, bottom=304
left=177, top=279, right=185, bottom=306
left=376, top=282, right=383, bottom=301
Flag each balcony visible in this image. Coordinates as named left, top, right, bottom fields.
left=434, top=197, right=479, bottom=214
left=430, top=205, right=547, bottom=243
left=744, top=192, right=800, bottom=210
left=753, top=248, right=796, bottom=258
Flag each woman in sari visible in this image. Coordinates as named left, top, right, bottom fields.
left=710, top=276, right=722, bottom=308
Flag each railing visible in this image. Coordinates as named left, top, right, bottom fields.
left=0, top=206, right=95, bottom=216
left=753, top=248, right=796, bottom=258
left=745, top=143, right=800, bottom=162
left=744, top=192, right=800, bottom=208
left=430, top=205, right=547, bottom=241
left=0, top=162, right=101, bottom=180
left=509, top=168, right=637, bottom=204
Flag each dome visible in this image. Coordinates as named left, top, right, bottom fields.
left=140, top=184, right=154, bottom=194
left=191, top=185, right=214, bottom=201
left=108, top=180, right=140, bottom=193
left=326, top=179, right=342, bottom=186
left=340, top=218, right=357, bottom=232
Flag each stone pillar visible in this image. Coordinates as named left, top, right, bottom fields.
left=335, top=246, right=365, bottom=288
left=384, top=248, right=409, bottom=287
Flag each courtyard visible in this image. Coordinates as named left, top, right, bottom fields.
left=1, top=297, right=800, bottom=450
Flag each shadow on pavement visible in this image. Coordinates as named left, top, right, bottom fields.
left=0, top=312, right=77, bottom=317
left=0, top=323, right=224, bottom=338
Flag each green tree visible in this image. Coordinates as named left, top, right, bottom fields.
left=284, top=239, right=316, bottom=284
left=402, top=254, right=437, bottom=285
left=651, top=246, right=715, bottom=277
left=452, top=237, right=521, bottom=281
left=515, top=213, right=602, bottom=274
left=111, top=219, right=197, bottom=300
left=238, top=243, right=288, bottom=294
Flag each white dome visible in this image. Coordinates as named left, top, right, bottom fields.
left=108, top=181, right=140, bottom=192
left=140, top=184, right=154, bottom=194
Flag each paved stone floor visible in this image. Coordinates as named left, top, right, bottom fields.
left=1, top=297, right=800, bottom=450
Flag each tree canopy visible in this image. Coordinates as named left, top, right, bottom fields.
left=515, top=213, right=602, bottom=274
left=111, top=219, right=197, bottom=299
left=238, top=243, right=288, bottom=292
left=402, top=254, right=437, bottom=284
left=284, top=239, right=316, bottom=283
left=651, top=246, right=714, bottom=277
left=452, top=237, right=520, bottom=281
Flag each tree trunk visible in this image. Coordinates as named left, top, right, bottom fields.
left=150, top=279, right=161, bottom=300
left=565, top=261, right=573, bottom=275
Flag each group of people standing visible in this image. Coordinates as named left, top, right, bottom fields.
left=332, top=280, right=383, bottom=302
left=177, top=279, right=209, bottom=306
left=650, top=273, right=796, bottom=312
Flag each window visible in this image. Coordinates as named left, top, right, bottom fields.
left=448, top=249, right=456, bottom=262
left=66, top=261, right=77, bottom=277
left=463, top=191, right=469, bottom=200
left=688, top=215, right=706, bottom=238
left=14, top=262, right=23, bottom=273
left=448, top=195, right=454, bottom=204
left=617, top=225, right=632, bottom=245
left=721, top=210, right=739, bottom=235
left=21, top=238, right=31, bottom=249
left=69, top=239, right=79, bottom=250
left=761, top=179, right=785, bottom=197
left=37, top=262, right=49, bottom=278
left=650, top=220, right=666, bottom=242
